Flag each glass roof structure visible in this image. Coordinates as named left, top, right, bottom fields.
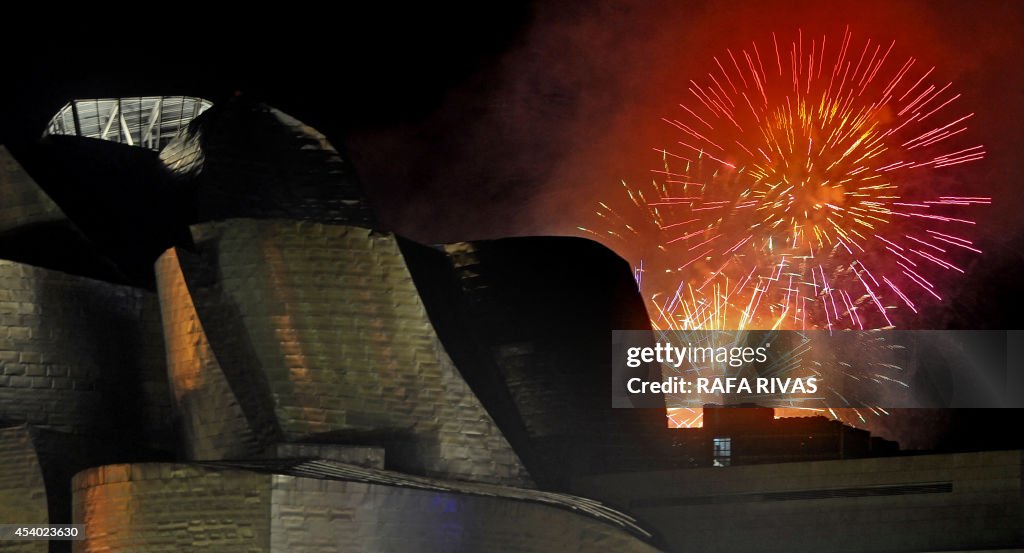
left=44, top=96, right=213, bottom=151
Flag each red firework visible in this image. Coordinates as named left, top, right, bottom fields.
left=584, top=26, right=989, bottom=332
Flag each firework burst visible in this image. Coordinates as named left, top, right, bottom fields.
left=583, top=26, right=989, bottom=333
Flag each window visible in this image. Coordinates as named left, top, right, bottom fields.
left=713, top=437, right=732, bottom=467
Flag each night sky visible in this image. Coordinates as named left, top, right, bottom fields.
left=1, top=1, right=1022, bottom=449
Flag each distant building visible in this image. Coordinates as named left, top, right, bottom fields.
left=670, top=404, right=899, bottom=468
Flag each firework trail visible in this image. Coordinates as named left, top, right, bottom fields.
left=659, top=328, right=910, bottom=428
left=582, top=26, right=988, bottom=334
left=580, top=27, right=988, bottom=428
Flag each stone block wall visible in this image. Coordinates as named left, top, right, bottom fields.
left=72, top=464, right=272, bottom=553
left=0, top=426, right=48, bottom=553
left=156, top=218, right=531, bottom=487
left=270, top=473, right=662, bottom=553
left=0, top=260, right=171, bottom=444
left=71, top=461, right=663, bottom=553
left=0, top=146, right=65, bottom=233
left=155, top=249, right=262, bottom=460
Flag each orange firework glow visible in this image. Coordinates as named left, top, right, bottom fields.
left=580, top=27, right=989, bottom=428
left=584, top=26, right=987, bottom=333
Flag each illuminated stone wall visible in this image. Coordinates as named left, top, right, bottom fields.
left=0, top=426, right=47, bottom=553
left=269, top=473, right=663, bottom=553
left=156, top=218, right=531, bottom=487
left=266, top=443, right=386, bottom=468
left=72, top=464, right=272, bottom=553
left=1, top=99, right=674, bottom=551
left=400, top=237, right=677, bottom=488
left=72, top=461, right=662, bottom=553
left=0, top=260, right=171, bottom=443
left=154, top=249, right=263, bottom=460
left=0, top=146, right=65, bottom=233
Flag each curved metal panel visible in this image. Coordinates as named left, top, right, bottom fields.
left=0, top=146, right=66, bottom=234
left=72, top=464, right=272, bottom=553
left=0, top=260, right=170, bottom=441
left=0, top=426, right=48, bottom=552
left=169, top=218, right=531, bottom=486
left=154, top=249, right=263, bottom=460
left=72, top=462, right=664, bottom=553
left=158, top=100, right=376, bottom=228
